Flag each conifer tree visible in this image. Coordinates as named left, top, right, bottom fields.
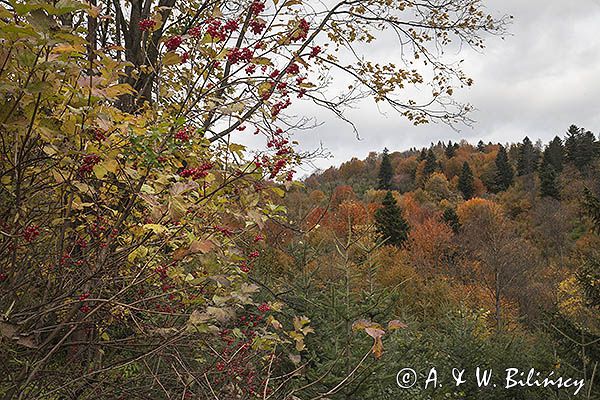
left=419, top=148, right=427, bottom=161
left=544, top=136, right=564, bottom=173
left=445, top=141, right=456, bottom=158
left=375, top=191, right=410, bottom=247
left=477, top=140, right=486, bottom=152
left=493, top=145, right=514, bottom=192
left=377, top=148, right=394, bottom=190
left=516, top=136, right=539, bottom=176
left=539, top=164, right=560, bottom=199
left=565, top=125, right=598, bottom=172
left=442, top=207, right=461, bottom=233
left=423, top=149, right=438, bottom=177
left=458, top=161, right=475, bottom=199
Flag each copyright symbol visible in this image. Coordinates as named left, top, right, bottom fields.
left=396, top=368, right=417, bottom=389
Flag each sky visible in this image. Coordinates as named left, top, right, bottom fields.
left=238, top=0, right=600, bottom=173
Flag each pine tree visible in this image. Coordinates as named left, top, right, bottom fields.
left=516, top=136, right=539, bottom=176
left=458, top=162, right=475, bottom=200
left=544, top=136, right=564, bottom=173
left=493, top=145, right=514, bottom=192
left=445, top=141, right=456, bottom=158
left=375, top=191, right=409, bottom=247
left=423, top=149, right=438, bottom=177
left=442, top=207, right=461, bottom=233
left=377, top=148, right=394, bottom=190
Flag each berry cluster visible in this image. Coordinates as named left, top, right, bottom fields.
left=206, top=18, right=227, bottom=41
left=257, top=303, right=270, bottom=312
left=0, top=272, right=7, bottom=282
left=165, top=35, right=183, bottom=51
left=227, top=47, right=253, bottom=64
left=223, top=19, right=239, bottom=32
left=292, top=18, right=310, bottom=42
left=249, top=18, right=266, bottom=35
left=23, top=225, right=40, bottom=243
left=78, top=154, right=101, bottom=176
left=175, top=126, right=195, bottom=141
left=179, top=162, right=214, bottom=180
left=271, top=98, right=292, bottom=118
left=309, top=45, right=321, bottom=58
left=250, top=0, right=265, bottom=15
left=138, top=18, right=156, bottom=32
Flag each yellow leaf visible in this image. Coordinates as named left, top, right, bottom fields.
left=143, top=224, right=167, bottom=234
left=104, top=83, right=135, bottom=98
left=93, top=164, right=107, bottom=179
left=162, top=51, right=181, bottom=66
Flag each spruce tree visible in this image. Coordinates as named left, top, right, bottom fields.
left=423, top=149, right=438, bottom=177
left=565, top=125, right=598, bottom=172
left=477, top=140, right=486, bottom=152
left=375, top=191, right=409, bottom=247
left=458, top=161, right=475, bottom=200
left=544, top=136, right=564, bottom=173
left=445, top=141, right=456, bottom=158
left=442, top=207, right=461, bottom=233
left=493, top=145, right=514, bottom=192
left=418, top=148, right=427, bottom=161
left=539, top=164, right=560, bottom=199
left=377, top=148, right=394, bottom=190
left=516, top=136, right=539, bottom=176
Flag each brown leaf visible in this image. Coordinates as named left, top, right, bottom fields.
left=388, top=320, right=408, bottom=330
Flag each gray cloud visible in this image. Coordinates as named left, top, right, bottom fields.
left=239, top=0, right=600, bottom=172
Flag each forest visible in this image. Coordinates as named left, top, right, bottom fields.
left=0, top=0, right=598, bottom=398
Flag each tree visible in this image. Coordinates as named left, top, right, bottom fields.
left=445, top=141, right=457, bottom=158
left=443, top=207, right=461, bottom=233
left=539, top=164, right=560, bottom=200
left=423, top=149, right=439, bottom=178
left=458, top=161, right=475, bottom=200
left=539, top=148, right=560, bottom=199
left=477, top=140, right=486, bottom=152
left=375, top=192, right=410, bottom=247
left=493, top=145, right=514, bottom=192
left=378, top=148, right=394, bottom=190
left=457, top=199, right=537, bottom=331
left=544, top=136, right=565, bottom=173
left=516, top=136, right=539, bottom=176
left=565, top=125, right=598, bottom=172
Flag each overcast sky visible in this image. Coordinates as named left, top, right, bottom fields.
left=239, top=0, right=600, bottom=173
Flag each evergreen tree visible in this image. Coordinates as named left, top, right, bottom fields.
left=544, top=136, right=564, bottom=173
left=539, top=164, right=560, bottom=200
left=458, top=161, right=475, bottom=200
left=442, top=207, right=461, bottom=233
left=477, top=140, right=486, bottom=152
left=377, top=148, right=394, bottom=190
left=445, top=141, right=456, bottom=158
left=493, top=145, right=514, bottom=192
left=375, top=191, right=409, bottom=247
left=423, top=149, right=438, bottom=177
left=516, top=136, right=539, bottom=176
left=565, top=125, right=598, bottom=172
left=418, top=148, right=427, bottom=161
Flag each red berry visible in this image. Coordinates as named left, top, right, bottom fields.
left=138, top=18, right=156, bottom=32
left=165, top=35, right=183, bottom=51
